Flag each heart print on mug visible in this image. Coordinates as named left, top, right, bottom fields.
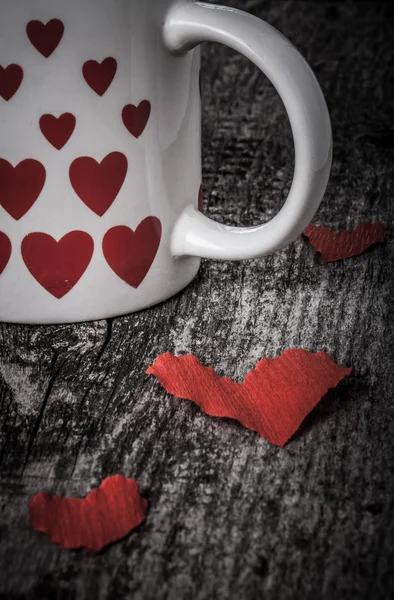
left=0, top=0, right=332, bottom=323
left=0, top=10, right=159, bottom=310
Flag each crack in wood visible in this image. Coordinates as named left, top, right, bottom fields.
left=20, top=354, right=59, bottom=477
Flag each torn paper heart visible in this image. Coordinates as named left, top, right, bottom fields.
left=303, top=223, right=386, bottom=262
left=29, top=475, right=148, bottom=553
left=147, top=350, right=352, bottom=447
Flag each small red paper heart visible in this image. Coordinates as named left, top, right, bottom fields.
left=69, top=152, right=128, bottom=217
left=21, top=231, right=94, bottom=299
left=29, top=475, right=148, bottom=553
left=26, top=19, right=64, bottom=58
left=0, top=159, right=46, bottom=220
left=83, top=58, right=117, bottom=96
left=39, top=113, right=76, bottom=150
left=303, top=222, right=387, bottom=262
left=0, top=232, right=12, bottom=275
left=103, top=217, right=162, bottom=288
left=122, top=101, right=151, bottom=138
left=147, top=350, right=352, bottom=447
left=0, top=64, right=24, bottom=101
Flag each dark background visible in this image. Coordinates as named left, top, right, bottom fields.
left=1, top=1, right=393, bottom=599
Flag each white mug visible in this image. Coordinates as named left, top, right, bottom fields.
left=0, top=0, right=332, bottom=324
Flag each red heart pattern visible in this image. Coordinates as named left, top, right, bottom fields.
left=26, top=19, right=64, bottom=58
left=0, top=65, right=24, bottom=101
left=69, top=152, right=128, bottom=217
left=39, top=113, right=76, bottom=150
left=21, top=231, right=94, bottom=299
left=103, top=218, right=162, bottom=288
left=0, top=232, right=12, bottom=275
left=83, top=58, right=117, bottom=96
left=122, top=101, right=151, bottom=138
left=3, top=20, right=155, bottom=294
left=0, top=159, right=46, bottom=220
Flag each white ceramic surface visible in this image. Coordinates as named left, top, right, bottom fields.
left=0, top=0, right=332, bottom=324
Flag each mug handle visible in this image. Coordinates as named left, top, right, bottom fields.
left=163, top=1, right=332, bottom=260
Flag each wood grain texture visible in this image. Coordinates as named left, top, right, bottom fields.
left=1, top=2, right=393, bottom=599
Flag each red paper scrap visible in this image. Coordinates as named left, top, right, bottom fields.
left=303, top=222, right=386, bottom=262
left=29, top=475, right=148, bottom=553
left=147, top=350, right=352, bottom=447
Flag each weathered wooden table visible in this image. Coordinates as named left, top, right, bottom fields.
left=1, top=2, right=393, bottom=598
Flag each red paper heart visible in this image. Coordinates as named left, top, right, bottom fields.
left=39, top=113, right=76, bottom=150
left=21, top=231, right=94, bottom=299
left=0, top=159, right=46, bottom=220
left=26, top=19, right=64, bottom=58
left=29, top=475, right=148, bottom=553
left=147, top=350, right=352, bottom=447
left=83, top=58, right=117, bottom=96
left=303, top=223, right=387, bottom=262
left=0, top=232, right=12, bottom=275
left=122, top=101, right=151, bottom=138
left=0, top=64, right=24, bottom=101
left=69, top=152, right=128, bottom=216
left=103, top=217, right=162, bottom=288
